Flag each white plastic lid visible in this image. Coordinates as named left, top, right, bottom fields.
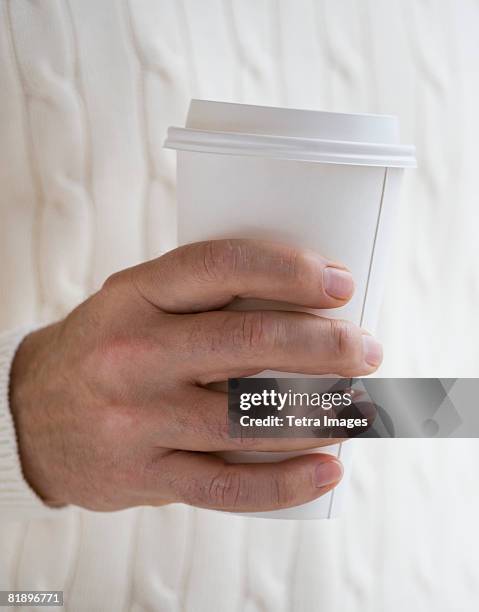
left=165, top=100, right=416, bottom=168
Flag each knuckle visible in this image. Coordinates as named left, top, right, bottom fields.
left=230, top=311, right=273, bottom=355
left=271, top=247, right=318, bottom=291
left=178, top=469, right=247, bottom=509
left=94, top=407, right=141, bottom=474
left=102, top=269, right=126, bottom=291
left=86, top=333, right=155, bottom=400
left=174, top=468, right=301, bottom=511
left=279, top=247, right=301, bottom=281
left=193, top=311, right=279, bottom=363
left=268, top=473, right=296, bottom=507
left=206, top=469, right=245, bottom=509
left=196, top=240, right=242, bottom=283
left=192, top=397, right=231, bottom=446
left=328, top=319, right=360, bottom=361
left=98, top=334, right=152, bottom=371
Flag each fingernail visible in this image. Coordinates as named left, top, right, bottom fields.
left=362, top=334, right=383, bottom=367
left=315, top=459, right=343, bottom=488
left=323, top=267, right=354, bottom=299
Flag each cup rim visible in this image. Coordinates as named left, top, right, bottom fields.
left=164, top=126, right=417, bottom=168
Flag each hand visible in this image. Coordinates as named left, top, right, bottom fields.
left=10, top=240, right=382, bottom=512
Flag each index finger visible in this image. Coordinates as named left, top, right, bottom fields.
left=129, top=239, right=354, bottom=313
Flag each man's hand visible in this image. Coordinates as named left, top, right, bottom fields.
left=9, top=240, right=382, bottom=513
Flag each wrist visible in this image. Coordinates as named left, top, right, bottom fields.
left=9, top=323, right=67, bottom=507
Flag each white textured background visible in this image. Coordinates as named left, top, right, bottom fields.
left=1, top=1, right=479, bottom=611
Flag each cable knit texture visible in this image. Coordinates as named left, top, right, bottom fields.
left=1, top=1, right=479, bottom=611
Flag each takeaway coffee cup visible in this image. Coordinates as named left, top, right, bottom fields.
left=165, top=100, right=416, bottom=519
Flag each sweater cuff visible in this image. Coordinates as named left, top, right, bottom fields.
left=0, top=326, right=69, bottom=520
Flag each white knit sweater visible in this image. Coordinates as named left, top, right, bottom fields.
left=2, top=1, right=479, bottom=611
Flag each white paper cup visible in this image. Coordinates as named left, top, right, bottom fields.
left=165, top=100, right=415, bottom=519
